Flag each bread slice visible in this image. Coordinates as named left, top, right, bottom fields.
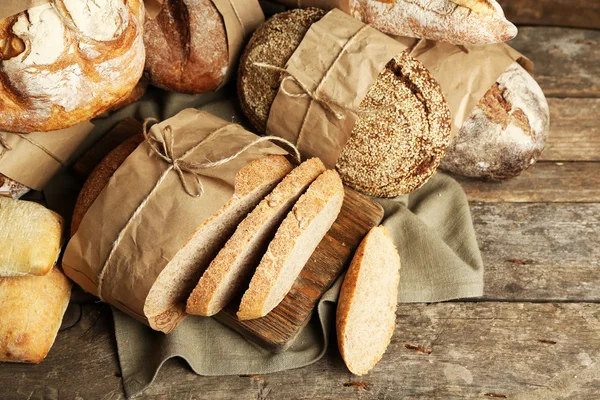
left=0, top=267, right=71, bottom=363
left=237, top=170, right=344, bottom=320
left=186, top=158, right=326, bottom=316
left=0, top=197, right=63, bottom=277
left=143, top=155, right=293, bottom=330
left=336, top=226, right=401, bottom=375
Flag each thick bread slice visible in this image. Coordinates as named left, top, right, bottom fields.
left=0, top=197, right=63, bottom=277
left=0, top=267, right=71, bottom=363
left=186, top=158, right=326, bottom=316
left=336, top=226, right=401, bottom=376
left=143, top=155, right=293, bottom=329
left=237, top=170, right=344, bottom=320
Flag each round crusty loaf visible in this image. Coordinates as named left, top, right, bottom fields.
left=71, top=134, right=143, bottom=236
left=143, top=0, right=228, bottom=93
left=238, top=8, right=451, bottom=197
left=0, top=0, right=145, bottom=133
left=440, top=62, right=550, bottom=180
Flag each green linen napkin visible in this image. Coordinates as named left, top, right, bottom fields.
left=112, top=171, right=483, bottom=398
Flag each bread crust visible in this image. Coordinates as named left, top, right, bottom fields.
left=0, top=267, right=71, bottom=363
left=0, top=174, right=30, bottom=199
left=0, top=0, right=145, bottom=133
left=143, top=0, right=228, bottom=93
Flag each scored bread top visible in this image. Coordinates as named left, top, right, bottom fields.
left=238, top=8, right=451, bottom=197
left=336, top=225, right=401, bottom=375
left=0, top=197, right=63, bottom=277
left=186, top=157, right=326, bottom=316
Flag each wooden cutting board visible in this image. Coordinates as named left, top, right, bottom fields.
left=215, top=187, right=384, bottom=352
left=78, top=118, right=385, bottom=352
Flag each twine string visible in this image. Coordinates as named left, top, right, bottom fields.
left=95, top=118, right=301, bottom=301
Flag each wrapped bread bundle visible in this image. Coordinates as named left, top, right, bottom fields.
left=0, top=0, right=145, bottom=133
left=266, top=0, right=517, bottom=45
left=397, top=39, right=550, bottom=180
left=144, top=0, right=264, bottom=93
left=238, top=8, right=452, bottom=198
left=63, top=109, right=299, bottom=333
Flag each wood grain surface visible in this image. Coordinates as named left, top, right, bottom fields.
left=501, top=0, right=600, bottom=30
left=216, top=187, right=384, bottom=352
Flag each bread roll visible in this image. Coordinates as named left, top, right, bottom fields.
left=336, top=226, right=400, bottom=375
left=0, top=174, right=30, bottom=199
left=238, top=8, right=451, bottom=197
left=143, top=0, right=229, bottom=93
left=0, top=197, right=63, bottom=277
left=0, top=267, right=71, bottom=363
left=440, top=62, right=550, bottom=180
left=238, top=170, right=344, bottom=320
left=0, top=0, right=145, bottom=133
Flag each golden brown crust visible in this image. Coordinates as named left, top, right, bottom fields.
left=0, top=267, right=71, bottom=363
left=0, top=0, right=145, bottom=133
left=238, top=8, right=451, bottom=197
left=71, top=134, right=143, bottom=236
left=106, top=77, right=149, bottom=112
left=143, top=0, right=228, bottom=93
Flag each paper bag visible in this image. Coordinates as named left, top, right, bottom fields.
left=265, top=9, right=407, bottom=168
left=0, top=122, right=95, bottom=191
left=63, top=109, right=288, bottom=333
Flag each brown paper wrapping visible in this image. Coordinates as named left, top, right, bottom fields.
left=396, top=37, right=534, bottom=137
left=62, top=109, right=288, bottom=332
left=0, top=122, right=95, bottom=190
left=266, top=9, right=407, bottom=168
left=0, top=0, right=47, bottom=20
left=213, top=0, right=265, bottom=87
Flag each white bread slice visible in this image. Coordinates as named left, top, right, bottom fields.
left=0, top=267, right=71, bottom=363
left=143, top=155, right=293, bottom=331
left=336, top=226, right=401, bottom=376
left=237, top=170, right=344, bottom=320
left=186, top=158, right=326, bottom=316
left=0, top=197, right=63, bottom=277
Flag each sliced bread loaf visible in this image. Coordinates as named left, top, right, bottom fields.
left=237, top=170, right=344, bottom=320
left=0, top=197, right=63, bottom=277
left=336, top=226, right=401, bottom=375
left=186, top=158, right=326, bottom=316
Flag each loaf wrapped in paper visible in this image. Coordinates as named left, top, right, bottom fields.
left=63, top=109, right=296, bottom=333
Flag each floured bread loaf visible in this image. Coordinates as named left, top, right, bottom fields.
left=0, top=174, right=30, bottom=199
left=144, top=0, right=229, bottom=93
left=441, top=62, right=551, bottom=180
left=0, top=197, right=63, bottom=277
left=186, top=158, right=326, bottom=316
left=0, top=0, right=145, bottom=133
left=336, top=226, right=401, bottom=375
left=238, top=8, right=451, bottom=197
left=238, top=169, right=344, bottom=320
left=0, top=267, right=71, bottom=363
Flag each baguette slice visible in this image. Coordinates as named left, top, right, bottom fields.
left=0, top=267, right=72, bottom=363
left=336, top=226, right=401, bottom=375
left=237, top=170, right=344, bottom=320
left=186, top=158, right=326, bottom=316
left=0, top=197, right=63, bottom=277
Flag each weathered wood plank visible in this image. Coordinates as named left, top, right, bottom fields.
left=6, top=302, right=597, bottom=399
left=457, top=162, right=600, bottom=203
left=500, top=0, right=600, bottom=30
left=541, top=98, right=600, bottom=161
left=471, top=202, right=600, bottom=301
left=509, top=27, right=600, bottom=98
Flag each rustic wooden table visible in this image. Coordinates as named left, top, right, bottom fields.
left=2, top=2, right=599, bottom=399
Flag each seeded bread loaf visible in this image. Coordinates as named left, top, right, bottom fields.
left=0, top=0, right=145, bottom=133
left=186, top=158, right=326, bottom=316
left=143, top=0, right=229, bottom=93
left=336, top=226, right=401, bottom=375
left=440, top=62, right=550, bottom=180
left=0, top=267, right=71, bottom=363
left=237, top=169, right=344, bottom=320
left=238, top=8, right=451, bottom=197
left=0, top=197, right=63, bottom=277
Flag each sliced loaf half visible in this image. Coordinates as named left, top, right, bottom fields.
left=186, top=158, right=326, bottom=316
left=336, top=226, right=401, bottom=375
left=237, top=170, right=344, bottom=320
